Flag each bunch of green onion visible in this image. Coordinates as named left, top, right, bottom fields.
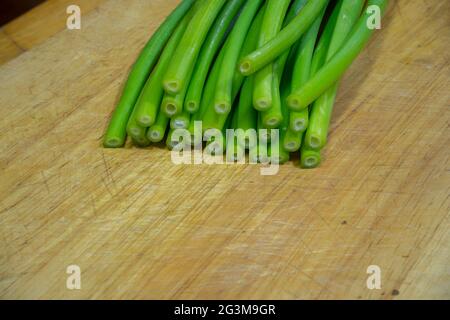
left=103, top=0, right=388, bottom=168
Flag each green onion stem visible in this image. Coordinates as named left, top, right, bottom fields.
left=252, top=0, right=291, bottom=111
left=170, top=110, right=191, bottom=129
left=103, top=0, right=196, bottom=148
left=163, top=0, right=226, bottom=95
left=214, top=0, right=265, bottom=115
left=147, top=110, right=169, bottom=143
left=260, top=0, right=310, bottom=126
left=304, top=0, right=367, bottom=150
left=185, top=0, right=246, bottom=114
left=235, top=77, right=257, bottom=149
left=239, top=0, right=329, bottom=76
left=287, top=0, right=389, bottom=110
left=126, top=92, right=149, bottom=144
left=133, top=12, right=193, bottom=127
left=288, top=6, right=327, bottom=132
left=300, top=144, right=322, bottom=168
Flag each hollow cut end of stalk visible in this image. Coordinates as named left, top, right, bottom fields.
left=287, top=95, right=302, bottom=110
left=302, top=156, right=320, bottom=169
left=293, top=119, right=306, bottom=132
left=148, top=130, right=162, bottom=142
left=186, top=101, right=197, bottom=113
left=255, top=99, right=272, bottom=111
left=239, top=59, right=253, bottom=76
left=265, top=117, right=280, bottom=128
left=129, top=127, right=142, bottom=138
left=138, top=115, right=153, bottom=127
left=214, top=102, right=230, bottom=115
left=163, top=80, right=181, bottom=94
left=103, top=137, right=123, bottom=148
left=173, top=119, right=187, bottom=129
left=308, top=135, right=322, bottom=150
left=284, top=141, right=299, bottom=152
left=164, top=102, right=178, bottom=117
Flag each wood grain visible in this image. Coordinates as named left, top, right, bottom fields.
left=0, top=29, right=23, bottom=65
left=1, top=0, right=104, bottom=64
left=0, top=0, right=449, bottom=299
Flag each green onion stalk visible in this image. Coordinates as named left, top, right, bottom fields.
left=185, top=0, right=246, bottom=114
left=163, top=0, right=227, bottom=95
left=303, top=0, right=366, bottom=150
left=103, top=0, right=196, bottom=148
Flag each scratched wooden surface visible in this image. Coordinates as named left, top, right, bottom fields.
left=0, top=0, right=449, bottom=300
left=0, top=0, right=104, bottom=64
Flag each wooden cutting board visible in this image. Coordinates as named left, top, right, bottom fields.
left=0, top=0, right=448, bottom=299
